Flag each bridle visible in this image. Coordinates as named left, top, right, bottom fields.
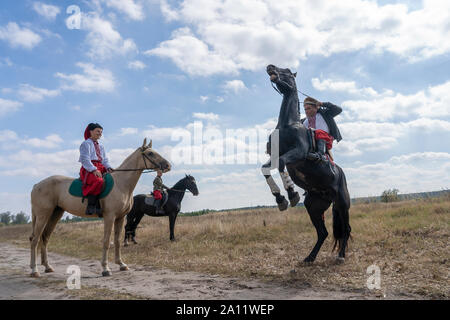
left=112, top=148, right=164, bottom=173
left=269, top=70, right=314, bottom=115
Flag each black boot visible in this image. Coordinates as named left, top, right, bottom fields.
left=86, top=195, right=97, bottom=215
left=316, top=139, right=328, bottom=162
left=154, top=199, right=164, bottom=215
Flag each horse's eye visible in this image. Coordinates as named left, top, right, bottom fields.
left=148, top=152, right=153, bottom=156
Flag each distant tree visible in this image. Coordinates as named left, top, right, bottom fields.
left=0, top=211, right=12, bottom=225
left=12, top=211, right=29, bottom=224
left=381, top=189, right=399, bottom=203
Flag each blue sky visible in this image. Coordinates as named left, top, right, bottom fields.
left=0, top=0, right=449, bottom=215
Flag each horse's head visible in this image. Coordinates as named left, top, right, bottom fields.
left=267, top=64, right=297, bottom=94
left=140, top=138, right=171, bottom=173
left=184, top=174, right=199, bottom=196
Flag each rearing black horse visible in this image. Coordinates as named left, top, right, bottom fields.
left=124, top=175, right=199, bottom=246
left=262, top=64, right=351, bottom=264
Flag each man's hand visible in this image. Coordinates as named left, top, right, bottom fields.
left=93, top=170, right=102, bottom=178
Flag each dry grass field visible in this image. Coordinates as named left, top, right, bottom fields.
left=1, top=194, right=449, bottom=299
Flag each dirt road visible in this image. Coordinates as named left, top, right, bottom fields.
left=0, top=243, right=414, bottom=300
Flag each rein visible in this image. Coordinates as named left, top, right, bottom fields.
left=111, top=151, right=160, bottom=174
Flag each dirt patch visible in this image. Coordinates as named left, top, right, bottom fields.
left=0, top=243, right=415, bottom=300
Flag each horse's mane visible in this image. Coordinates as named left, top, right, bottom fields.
left=172, top=175, right=192, bottom=189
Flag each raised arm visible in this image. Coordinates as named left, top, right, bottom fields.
left=319, top=102, right=342, bottom=118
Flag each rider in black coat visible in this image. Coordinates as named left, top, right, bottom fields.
left=301, top=99, right=343, bottom=142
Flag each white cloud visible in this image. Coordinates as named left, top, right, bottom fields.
left=0, top=98, right=22, bottom=117
left=24, top=134, right=63, bottom=148
left=312, top=78, right=382, bottom=98
left=0, top=130, right=19, bottom=142
left=0, top=57, right=13, bottom=67
left=154, top=0, right=450, bottom=75
left=32, top=2, right=61, bottom=20
left=101, top=0, right=145, bottom=21
left=127, top=60, right=146, bottom=70
left=344, top=152, right=450, bottom=197
left=200, top=95, right=209, bottom=103
left=145, top=28, right=239, bottom=76
left=119, top=127, right=139, bottom=135
left=0, top=130, right=63, bottom=149
left=0, top=146, right=136, bottom=177
left=18, top=84, right=60, bottom=102
left=0, top=22, right=42, bottom=49
left=223, top=80, right=247, bottom=94
left=55, top=62, right=116, bottom=93
left=335, top=118, right=450, bottom=157
left=339, top=80, right=450, bottom=121
left=80, top=13, right=137, bottom=60
left=192, top=112, right=219, bottom=121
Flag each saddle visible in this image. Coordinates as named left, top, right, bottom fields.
left=68, top=173, right=114, bottom=199
left=144, top=190, right=169, bottom=207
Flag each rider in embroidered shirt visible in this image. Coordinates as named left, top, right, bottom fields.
left=79, top=123, right=114, bottom=216
left=301, top=97, right=343, bottom=162
left=153, top=170, right=168, bottom=214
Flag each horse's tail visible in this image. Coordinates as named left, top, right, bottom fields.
left=332, top=167, right=352, bottom=252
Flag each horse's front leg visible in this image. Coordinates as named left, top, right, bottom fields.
left=114, top=216, right=129, bottom=271
left=169, top=213, right=177, bottom=241
left=278, top=151, right=300, bottom=208
left=261, top=159, right=288, bottom=211
left=101, top=215, right=115, bottom=276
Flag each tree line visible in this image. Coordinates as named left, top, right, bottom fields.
left=0, top=211, right=29, bottom=226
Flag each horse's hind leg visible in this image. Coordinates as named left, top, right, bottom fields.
left=303, top=192, right=331, bottom=263
left=261, top=160, right=288, bottom=211
left=41, top=207, right=64, bottom=273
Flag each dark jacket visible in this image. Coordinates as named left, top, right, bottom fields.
left=301, top=102, right=343, bottom=142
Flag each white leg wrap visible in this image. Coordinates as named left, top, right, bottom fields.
left=280, top=171, right=294, bottom=190
left=265, top=175, right=281, bottom=194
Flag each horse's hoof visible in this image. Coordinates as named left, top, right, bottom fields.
left=302, top=257, right=315, bottom=265
left=102, top=270, right=112, bottom=277
left=124, top=242, right=129, bottom=247
left=335, top=257, right=345, bottom=264
left=120, top=265, right=129, bottom=271
left=30, top=271, right=40, bottom=278
left=132, top=240, right=138, bottom=244
left=277, top=198, right=289, bottom=211
left=44, top=267, right=54, bottom=273
left=289, top=192, right=300, bottom=207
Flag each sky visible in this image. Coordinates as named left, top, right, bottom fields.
left=0, top=0, right=449, bottom=215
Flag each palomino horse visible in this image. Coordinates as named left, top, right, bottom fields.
left=29, top=139, right=171, bottom=277
left=262, top=64, right=351, bottom=264
left=124, top=174, right=199, bottom=246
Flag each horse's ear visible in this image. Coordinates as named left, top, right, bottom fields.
left=142, top=138, right=147, bottom=149
left=293, top=72, right=297, bottom=78
left=148, top=139, right=152, bottom=148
